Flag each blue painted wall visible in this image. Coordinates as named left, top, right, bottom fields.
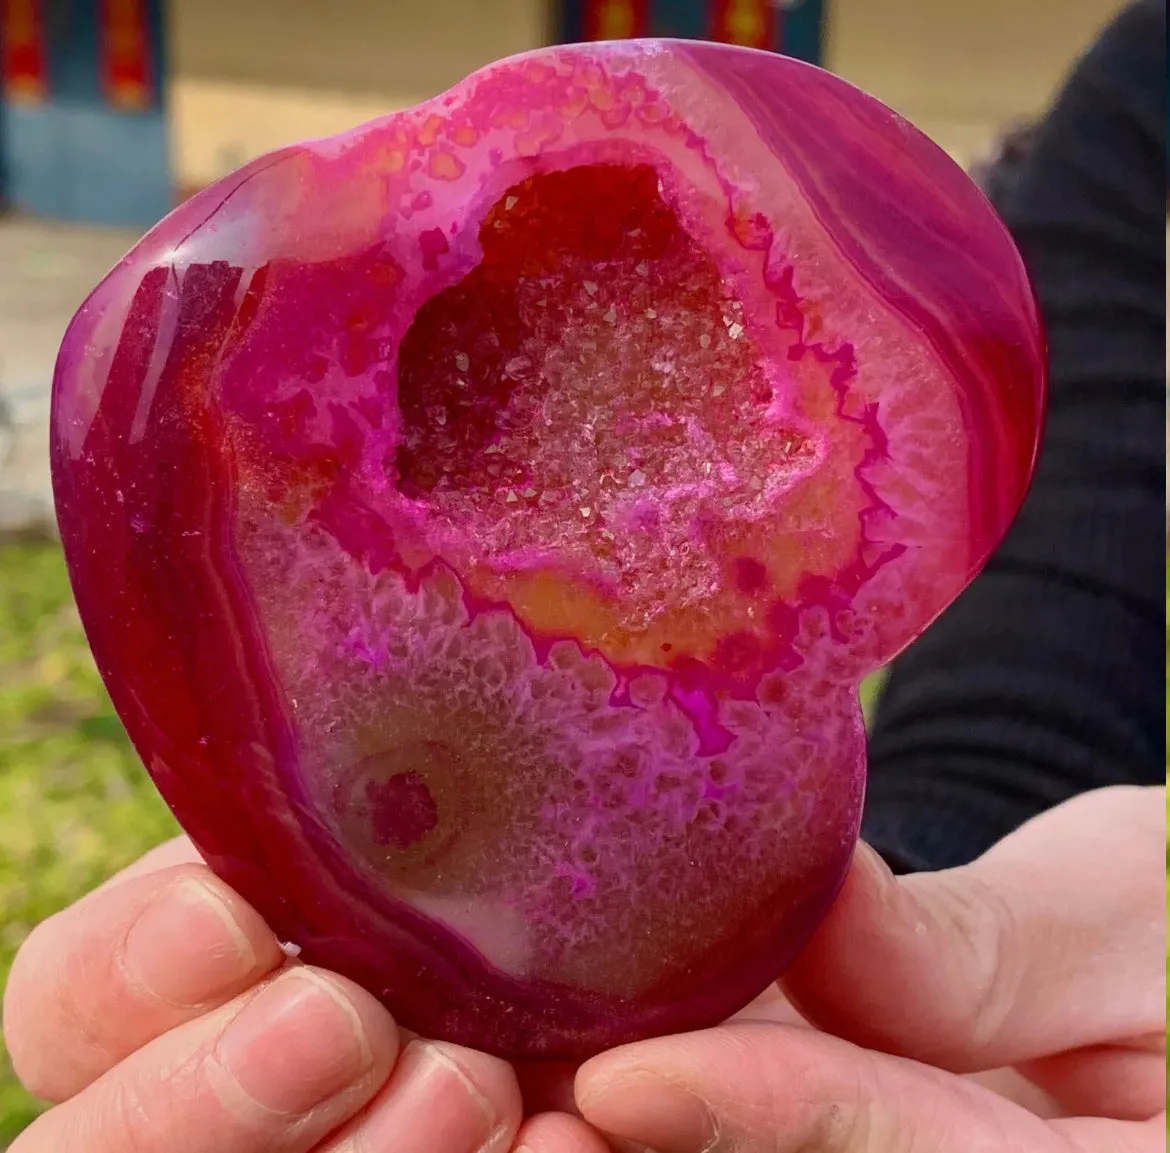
left=0, top=0, right=171, bottom=227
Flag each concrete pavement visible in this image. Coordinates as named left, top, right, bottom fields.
left=0, top=217, right=139, bottom=539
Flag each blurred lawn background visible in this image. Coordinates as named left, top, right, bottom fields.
left=0, top=542, right=180, bottom=1143
left=0, top=539, right=1166, bottom=1144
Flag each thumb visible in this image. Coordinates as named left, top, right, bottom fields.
left=575, top=1021, right=1163, bottom=1153
left=781, top=785, right=1165, bottom=1073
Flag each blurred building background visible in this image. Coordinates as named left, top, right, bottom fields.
left=0, top=4, right=1162, bottom=1146
left=0, top=0, right=1129, bottom=228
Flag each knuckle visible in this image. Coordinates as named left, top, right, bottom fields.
left=790, top=1062, right=875, bottom=1151
left=779, top=1053, right=879, bottom=1153
left=4, top=915, right=72, bottom=1098
left=2, top=1078, right=155, bottom=1153
left=5, top=891, right=131, bottom=1100
left=720, top=1025, right=876, bottom=1153
left=911, top=869, right=1023, bottom=1069
left=92, top=1073, right=159, bottom=1153
left=25, top=1034, right=249, bottom=1153
left=947, top=875, right=1021, bottom=1058
left=3, top=865, right=277, bottom=1105
left=5, top=906, right=56, bottom=1009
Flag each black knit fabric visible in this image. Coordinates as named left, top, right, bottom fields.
left=862, top=0, right=1167, bottom=873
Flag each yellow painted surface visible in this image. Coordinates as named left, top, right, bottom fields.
left=827, top=0, right=1123, bottom=164
left=168, top=0, right=548, bottom=188
left=168, top=0, right=1125, bottom=187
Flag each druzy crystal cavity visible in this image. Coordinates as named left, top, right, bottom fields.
left=51, top=41, right=1045, bottom=1058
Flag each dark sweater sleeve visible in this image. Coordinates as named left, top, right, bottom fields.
left=861, top=0, right=1167, bottom=873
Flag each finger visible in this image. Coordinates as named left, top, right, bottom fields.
left=1055, top=1115, right=1167, bottom=1153
left=4, top=861, right=285, bottom=1101
left=783, top=785, right=1165, bottom=1073
left=318, top=1039, right=522, bottom=1152
left=1019, top=1041, right=1168, bottom=1122
left=512, top=1112, right=614, bottom=1153
left=575, top=1021, right=1157, bottom=1153
left=10, top=967, right=398, bottom=1153
left=963, top=1067, right=1063, bottom=1116
left=506, top=984, right=808, bottom=1121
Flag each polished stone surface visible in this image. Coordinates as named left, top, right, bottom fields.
left=52, top=41, right=1045, bottom=1058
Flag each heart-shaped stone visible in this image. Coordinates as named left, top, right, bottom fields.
left=52, top=39, right=1044, bottom=1058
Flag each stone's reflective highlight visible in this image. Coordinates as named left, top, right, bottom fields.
left=51, top=40, right=1045, bottom=1058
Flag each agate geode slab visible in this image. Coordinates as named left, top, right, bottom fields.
left=52, top=41, right=1044, bottom=1058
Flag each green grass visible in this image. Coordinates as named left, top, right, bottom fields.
left=0, top=540, right=1163, bottom=1143
left=0, top=542, right=178, bottom=1144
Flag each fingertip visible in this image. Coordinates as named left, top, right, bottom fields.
left=514, top=1110, right=618, bottom=1153
left=318, top=1036, right=519, bottom=1151
left=574, top=1045, right=629, bottom=1112
left=575, top=1057, right=719, bottom=1153
left=22, top=964, right=405, bottom=1153
left=779, top=837, right=914, bottom=1022
left=853, top=838, right=899, bottom=884
left=120, top=868, right=285, bottom=1008
left=574, top=1035, right=710, bottom=1128
left=416, top=1038, right=521, bottom=1127
left=5, top=864, right=287, bottom=1103
left=213, top=966, right=384, bottom=1118
left=824, top=839, right=902, bottom=922
left=796, top=839, right=904, bottom=961
left=300, top=966, right=403, bottom=1074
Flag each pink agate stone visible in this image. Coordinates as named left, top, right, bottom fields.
left=51, top=41, right=1045, bottom=1058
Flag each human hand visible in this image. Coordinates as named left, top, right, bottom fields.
left=571, top=785, right=1166, bottom=1151
left=1, top=837, right=536, bottom=1153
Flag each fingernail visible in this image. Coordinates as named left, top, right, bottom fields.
left=123, top=877, right=256, bottom=1006
left=217, top=969, right=372, bottom=1115
left=604, top=1139, right=663, bottom=1153
left=356, top=1040, right=499, bottom=1151
left=578, top=1071, right=717, bottom=1152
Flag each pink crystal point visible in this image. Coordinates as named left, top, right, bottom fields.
left=51, top=41, right=1045, bottom=1058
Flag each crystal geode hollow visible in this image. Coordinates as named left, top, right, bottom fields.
left=52, top=41, right=1045, bottom=1058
